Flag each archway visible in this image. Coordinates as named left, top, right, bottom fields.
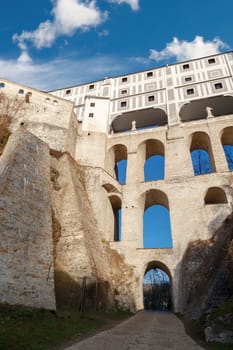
left=179, top=95, right=233, bottom=122
left=189, top=132, right=215, bottom=175
left=106, top=144, right=128, bottom=184
left=142, top=190, right=173, bottom=248
left=204, top=187, right=228, bottom=205
left=143, top=261, right=172, bottom=310
left=108, top=195, right=122, bottom=241
left=111, top=107, right=168, bottom=133
left=140, top=139, right=165, bottom=181
left=221, top=126, right=233, bottom=171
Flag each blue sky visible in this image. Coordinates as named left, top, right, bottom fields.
left=0, top=0, right=233, bottom=90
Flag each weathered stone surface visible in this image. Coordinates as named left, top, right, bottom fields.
left=0, top=127, right=55, bottom=309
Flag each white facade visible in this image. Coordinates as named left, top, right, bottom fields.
left=51, top=51, right=233, bottom=133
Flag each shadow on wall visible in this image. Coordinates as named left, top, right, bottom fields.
left=178, top=212, right=233, bottom=319
left=54, top=269, right=110, bottom=311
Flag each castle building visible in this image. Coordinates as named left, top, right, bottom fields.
left=1, top=51, right=233, bottom=313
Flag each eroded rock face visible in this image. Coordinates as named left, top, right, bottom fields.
left=50, top=152, right=136, bottom=311
left=205, top=317, right=233, bottom=344
left=179, top=213, right=233, bottom=319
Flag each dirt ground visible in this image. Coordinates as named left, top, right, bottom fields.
left=64, top=311, right=205, bottom=350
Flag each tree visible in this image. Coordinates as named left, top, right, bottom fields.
left=0, top=92, right=26, bottom=155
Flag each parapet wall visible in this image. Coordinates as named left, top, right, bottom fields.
left=0, top=77, right=78, bottom=156
left=0, top=128, right=56, bottom=309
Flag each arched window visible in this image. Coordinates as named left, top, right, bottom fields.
left=205, top=187, right=228, bottom=204
left=144, top=140, right=165, bottom=181
left=0, top=82, right=5, bottom=88
left=143, top=190, right=172, bottom=248
left=18, top=89, right=24, bottom=94
left=190, top=132, right=215, bottom=175
left=108, top=195, right=122, bottom=241
left=107, top=144, right=128, bottom=184
left=143, top=261, right=172, bottom=310
left=221, top=127, right=233, bottom=171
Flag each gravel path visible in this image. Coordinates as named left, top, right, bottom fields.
left=64, top=311, right=205, bottom=350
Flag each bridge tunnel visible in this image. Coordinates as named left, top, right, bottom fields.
left=143, top=261, right=172, bottom=311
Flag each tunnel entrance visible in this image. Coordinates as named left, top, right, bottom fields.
left=143, top=262, right=172, bottom=311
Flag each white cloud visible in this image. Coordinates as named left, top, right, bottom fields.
left=0, top=54, right=128, bottom=91
left=149, top=36, right=229, bottom=62
left=109, top=0, right=139, bottom=11
left=13, top=0, right=108, bottom=50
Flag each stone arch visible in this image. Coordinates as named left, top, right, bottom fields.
left=143, top=260, right=173, bottom=310
left=108, top=194, right=122, bottom=241
left=102, top=183, right=121, bottom=194
left=110, top=107, right=168, bottom=133
left=106, top=144, right=128, bottom=184
left=204, top=187, right=228, bottom=205
left=221, top=126, right=233, bottom=171
left=179, top=95, right=233, bottom=122
left=140, top=189, right=173, bottom=248
left=138, top=139, right=165, bottom=182
left=189, top=131, right=216, bottom=175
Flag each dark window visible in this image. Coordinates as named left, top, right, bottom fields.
left=214, top=82, right=223, bottom=89
left=88, top=112, right=94, bottom=118
left=120, top=101, right=127, bottom=108
left=148, top=95, right=155, bottom=102
left=122, top=77, right=128, bottom=83
left=147, top=72, right=153, bottom=77
left=183, top=64, right=190, bottom=70
left=0, top=82, right=5, bottom=88
left=187, top=88, right=194, bottom=95
left=121, top=89, right=128, bottom=94
left=18, top=89, right=24, bottom=94
left=89, top=84, right=94, bottom=90
left=90, top=102, right=95, bottom=107
left=65, top=89, right=71, bottom=95
left=185, top=76, right=192, bottom=82
left=208, top=58, right=216, bottom=64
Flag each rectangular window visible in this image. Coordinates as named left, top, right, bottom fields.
left=89, top=84, right=94, bottom=90
left=183, top=64, right=190, bottom=70
left=214, top=82, right=223, bottom=89
left=148, top=95, right=155, bottom=102
left=122, top=77, right=128, bottom=83
left=185, top=76, right=192, bottom=82
left=187, top=88, right=194, bottom=95
left=147, top=71, right=153, bottom=77
left=90, top=102, right=95, bottom=107
left=121, top=89, right=128, bottom=95
left=208, top=58, right=216, bottom=64
left=120, top=101, right=127, bottom=108
left=88, top=112, right=94, bottom=118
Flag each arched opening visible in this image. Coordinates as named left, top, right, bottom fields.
left=190, top=132, right=215, bottom=175
left=111, top=107, right=168, bottom=133
left=109, top=195, right=122, bottom=241
left=179, top=95, right=233, bottom=122
left=143, top=261, right=172, bottom=310
left=221, top=126, right=233, bottom=171
left=143, top=139, right=165, bottom=181
left=143, top=190, right=173, bottom=248
left=107, top=144, right=128, bottom=184
left=205, top=187, right=228, bottom=204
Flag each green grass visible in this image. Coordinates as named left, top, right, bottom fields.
left=0, top=303, right=131, bottom=350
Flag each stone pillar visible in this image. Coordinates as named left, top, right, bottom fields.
left=126, top=152, right=138, bottom=184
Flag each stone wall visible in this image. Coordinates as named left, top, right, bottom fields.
left=0, top=128, right=55, bottom=309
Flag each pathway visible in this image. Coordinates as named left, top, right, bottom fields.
left=64, top=311, right=205, bottom=350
